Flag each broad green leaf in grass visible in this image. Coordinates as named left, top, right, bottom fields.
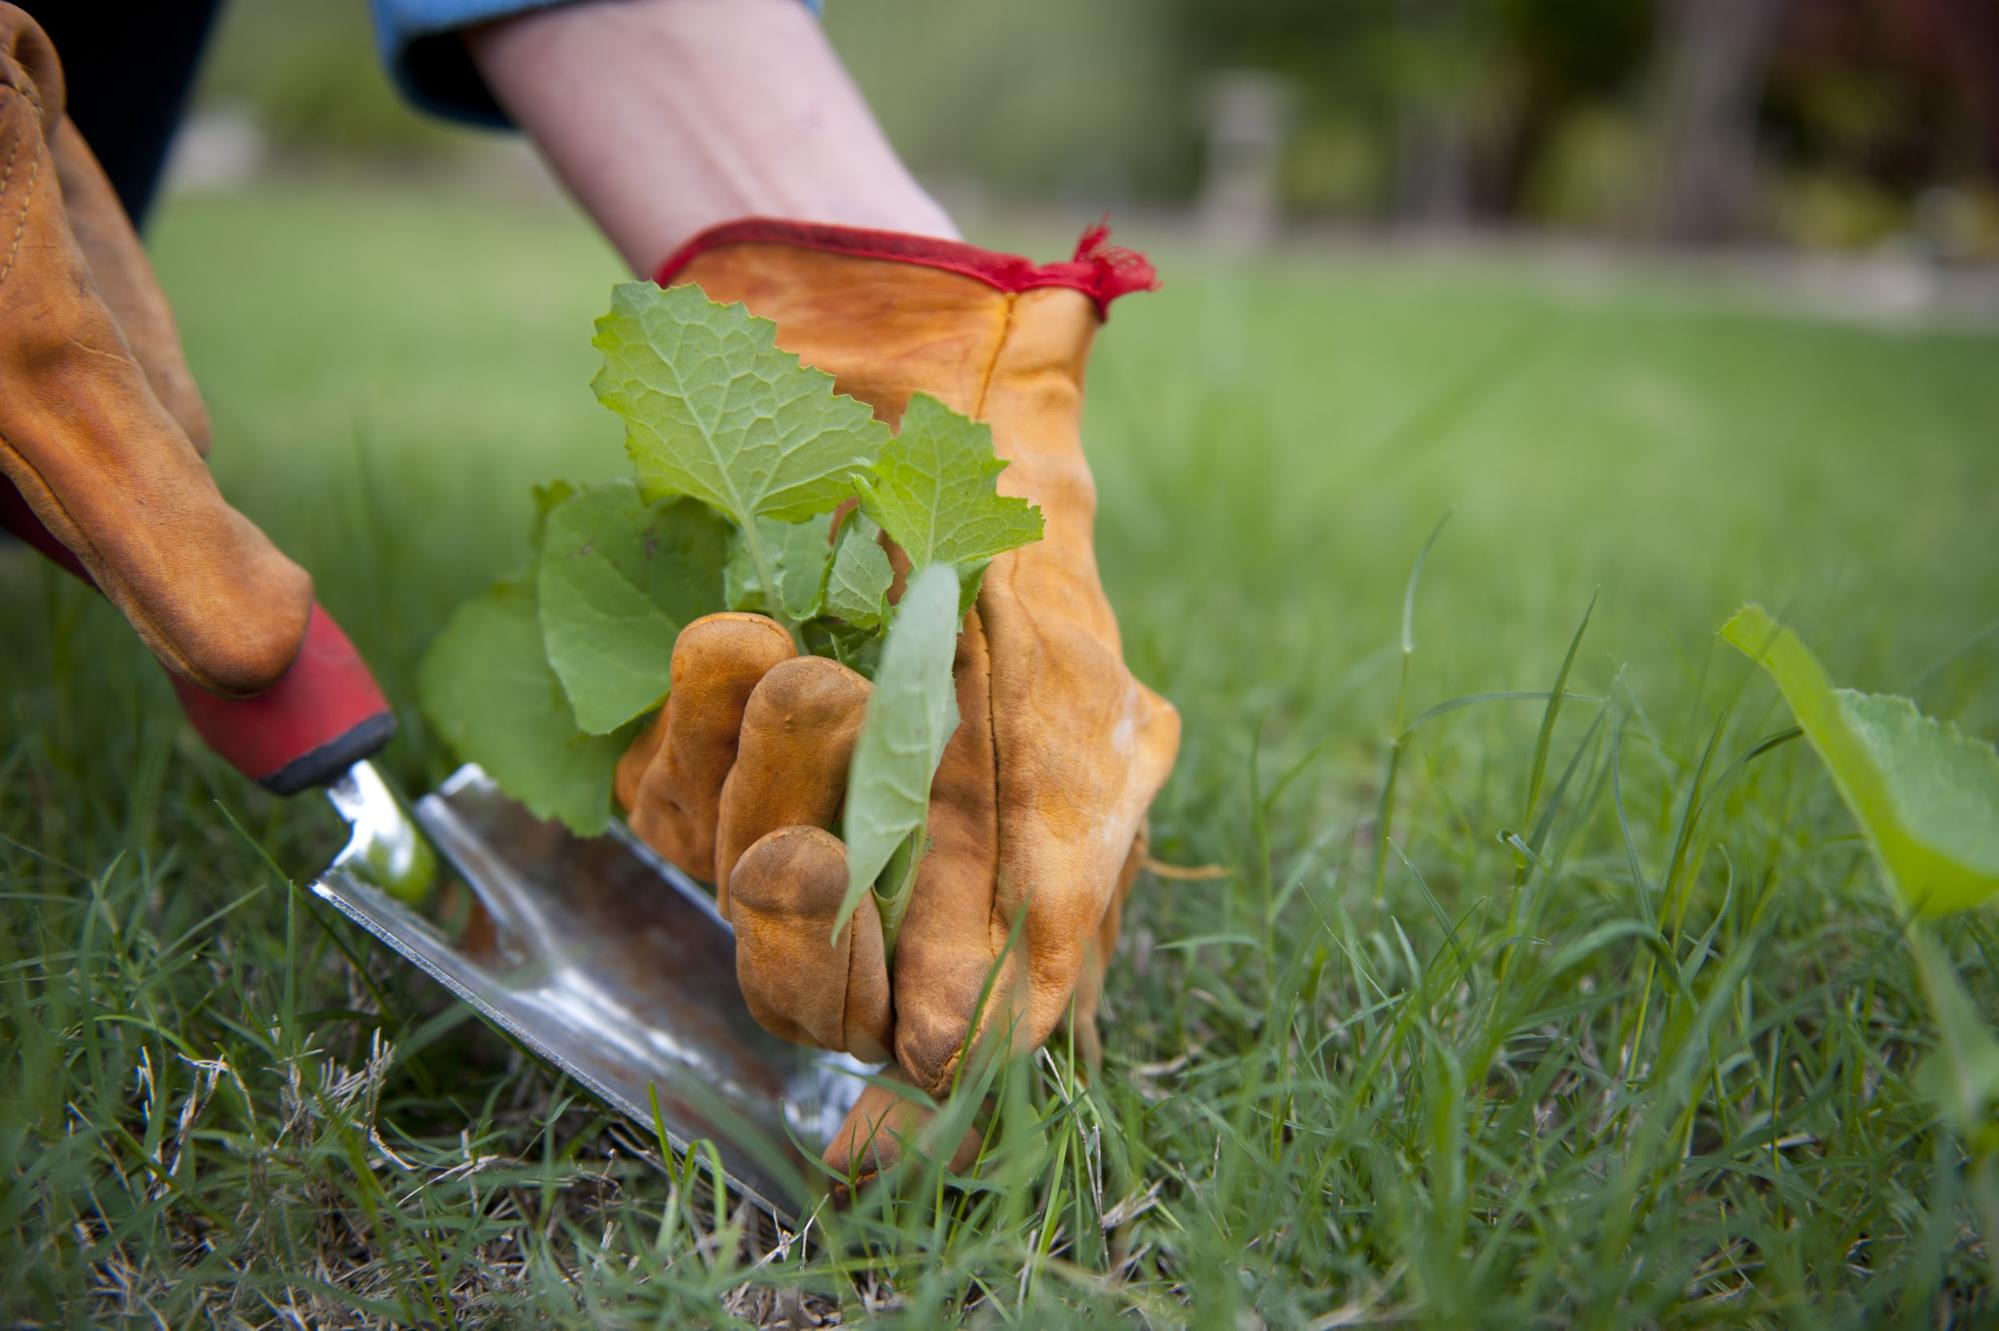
left=536, top=482, right=729, bottom=734
left=838, top=562, right=963, bottom=948
left=852, top=393, right=1043, bottom=577
left=824, top=517, right=894, bottom=632
left=419, top=580, right=626, bottom=836
left=1911, top=929, right=1999, bottom=1151
left=722, top=516, right=833, bottom=621
left=1721, top=603, right=1999, bottom=915
left=592, top=282, right=888, bottom=524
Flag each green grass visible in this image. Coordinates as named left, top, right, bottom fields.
left=5, top=183, right=1998, bottom=1327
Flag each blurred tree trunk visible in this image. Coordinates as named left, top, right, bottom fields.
left=1196, top=71, right=1295, bottom=250
left=1394, top=0, right=1474, bottom=228
left=1397, top=97, right=1474, bottom=226
left=1647, top=0, right=1788, bottom=242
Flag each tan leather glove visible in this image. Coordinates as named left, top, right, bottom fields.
left=0, top=4, right=310, bottom=697
left=613, top=220, right=1180, bottom=1181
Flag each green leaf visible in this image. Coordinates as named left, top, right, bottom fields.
left=536, top=482, right=729, bottom=735
left=852, top=393, right=1043, bottom=573
left=1721, top=603, right=1999, bottom=914
left=803, top=618, right=883, bottom=677
left=723, top=516, right=832, bottom=621
left=769, top=518, right=833, bottom=621
left=722, top=528, right=761, bottom=613
left=837, top=563, right=963, bottom=941
left=529, top=479, right=575, bottom=547
left=954, top=560, right=991, bottom=617
left=591, top=282, right=889, bottom=524
left=824, top=520, right=894, bottom=631
left=418, top=580, right=626, bottom=836
left=1911, top=928, right=1999, bottom=1150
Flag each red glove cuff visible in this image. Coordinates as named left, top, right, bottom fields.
left=654, top=218, right=1157, bottom=319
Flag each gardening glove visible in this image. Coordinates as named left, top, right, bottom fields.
left=613, top=219, right=1179, bottom=1181
left=0, top=4, right=311, bottom=697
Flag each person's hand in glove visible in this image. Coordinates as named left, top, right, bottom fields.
left=0, top=3, right=310, bottom=697
left=461, top=0, right=1178, bottom=1183
left=607, top=221, right=1181, bottom=1183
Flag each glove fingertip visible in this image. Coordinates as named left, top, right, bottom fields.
left=732, top=826, right=892, bottom=1061
left=820, top=1081, right=981, bottom=1192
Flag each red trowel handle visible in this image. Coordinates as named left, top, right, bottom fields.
left=167, top=606, right=396, bottom=794
left=3, top=482, right=395, bottom=795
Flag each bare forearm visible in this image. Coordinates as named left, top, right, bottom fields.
left=464, top=0, right=956, bottom=275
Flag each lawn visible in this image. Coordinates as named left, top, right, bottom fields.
left=4, top=183, right=1998, bottom=1327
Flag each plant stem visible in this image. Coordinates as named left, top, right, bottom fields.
left=741, top=522, right=804, bottom=652
left=875, top=823, right=925, bottom=958
left=1909, top=922, right=1999, bottom=1290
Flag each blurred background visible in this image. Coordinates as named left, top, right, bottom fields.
left=180, top=0, right=1999, bottom=287
left=121, top=0, right=1997, bottom=811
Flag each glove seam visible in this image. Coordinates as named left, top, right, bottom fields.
left=6, top=51, right=46, bottom=124
left=0, top=92, right=42, bottom=289
left=967, top=291, right=1015, bottom=427
left=968, top=297, right=1017, bottom=970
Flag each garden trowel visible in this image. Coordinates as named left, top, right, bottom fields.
left=311, top=759, right=866, bottom=1226
left=190, top=625, right=862, bottom=1226
left=9, top=500, right=860, bottom=1225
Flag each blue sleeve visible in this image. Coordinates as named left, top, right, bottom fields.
left=371, top=0, right=825, bottom=128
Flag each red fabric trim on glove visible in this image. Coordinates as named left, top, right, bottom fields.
left=654, top=217, right=1158, bottom=318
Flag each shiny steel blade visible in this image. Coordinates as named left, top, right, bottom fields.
left=310, top=761, right=866, bottom=1224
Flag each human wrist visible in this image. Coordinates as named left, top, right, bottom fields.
left=462, top=0, right=955, bottom=274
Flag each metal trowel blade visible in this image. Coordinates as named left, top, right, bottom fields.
left=308, top=761, right=866, bottom=1226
